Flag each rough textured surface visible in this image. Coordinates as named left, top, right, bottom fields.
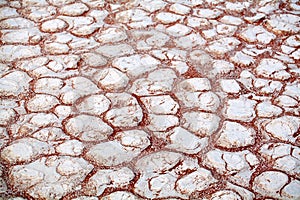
left=0, top=0, right=300, bottom=199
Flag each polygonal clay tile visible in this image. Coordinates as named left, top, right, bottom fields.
left=95, top=44, right=134, bottom=58
left=169, top=3, right=191, bottom=15
left=283, top=82, right=300, bottom=101
left=48, top=0, right=75, bottom=6
left=101, top=191, right=140, bottom=200
left=44, top=42, right=70, bottom=54
left=265, top=14, right=300, bottom=34
left=216, top=24, right=237, bottom=35
left=75, top=94, right=111, bottom=116
left=1, top=138, right=54, bottom=164
left=117, top=130, right=150, bottom=150
left=134, top=151, right=216, bottom=199
left=210, top=190, right=242, bottom=200
left=166, top=24, right=191, bottom=37
left=0, top=7, right=19, bottom=21
left=60, top=76, right=100, bottom=104
left=140, top=95, right=179, bottom=115
left=55, top=139, right=84, bottom=156
left=135, top=151, right=184, bottom=173
left=33, top=77, right=64, bottom=97
left=64, top=115, right=113, bottom=142
left=81, top=52, right=107, bottom=68
left=253, top=171, right=289, bottom=199
left=105, top=93, right=143, bottom=127
left=220, top=15, right=243, bottom=25
left=209, top=60, right=235, bottom=78
left=216, top=121, right=256, bottom=148
left=197, top=91, right=220, bottom=112
left=140, top=0, right=167, bottom=12
left=0, top=17, right=35, bottom=29
left=166, top=127, right=208, bottom=154
left=175, top=168, right=217, bottom=195
left=129, top=69, right=177, bottom=95
left=145, top=31, right=170, bottom=47
left=285, top=35, right=300, bottom=47
left=85, top=141, right=141, bottom=166
left=281, top=180, right=300, bottom=200
left=9, top=156, right=93, bottom=199
left=202, top=28, right=217, bottom=40
left=174, top=33, right=207, bottom=49
left=0, top=109, right=16, bottom=126
left=219, top=79, right=241, bottom=94
left=32, top=127, right=69, bottom=142
left=225, top=1, right=251, bottom=12
left=238, top=25, right=276, bottom=44
left=186, top=15, right=208, bottom=26
left=22, top=0, right=49, bottom=6
left=29, top=113, right=60, bottom=127
left=151, top=48, right=187, bottom=61
left=1, top=28, right=42, bottom=44
left=86, top=130, right=150, bottom=166
left=95, top=27, right=127, bottom=43
left=22, top=6, right=57, bottom=23
left=189, top=50, right=212, bottom=66
left=112, top=54, right=160, bottom=77
left=83, top=168, right=135, bottom=196
left=255, top=58, right=290, bottom=80
left=41, top=19, right=68, bottom=33
left=169, top=60, right=189, bottom=74
left=259, top=143, right=292, bottom=160
left=116, top=9, right=149, bottom=24
left=155, top=12, right=183, bottom=24
left=204, top=150, right=259, bottom=187
left=93, top=68, right=129, bottom=91
left=206, top=37, right=241, bottom=55
left=256, top=101, right=283, bottom=118
left=0, top=45, right=41, bottom=62
left=177, top=78, right=211, bottom=92
left=147, top=114, right=179, bottom=132
left=253, top=79, right=283, bottom=95
left=70, top=23, right=99, bottom=37
left=259, top=143, right=300, bottom=178
left=26, top=94, right=59, bottom=112
left=223, top=97, right=257, bottom=122
left=193, top=8, right=222, bottom=19
left=182, top=111, right=220, bottom=137
left=59, top=3, right=89, bottom=16
left=134, top=151, right=185, bottom=198
left=265, top=116, right=300, bottom=143
left=9, top=165, right=44, bottom=191
left=230, top=51, right=255, bottom=67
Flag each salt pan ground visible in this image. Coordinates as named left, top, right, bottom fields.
left=0, top=0, right=300, bottom=199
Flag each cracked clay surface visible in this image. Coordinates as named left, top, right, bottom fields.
left=0, top=0, right=300, bottom=199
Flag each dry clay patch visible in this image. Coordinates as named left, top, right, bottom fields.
left=0, top=0, right=300, bottom=199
